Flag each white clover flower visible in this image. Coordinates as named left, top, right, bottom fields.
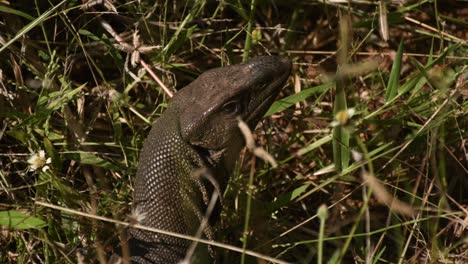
left=27, top=150, right=51, bottom=172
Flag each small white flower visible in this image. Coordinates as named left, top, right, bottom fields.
left=330, top=108, right=356, bottom=127
left=130, top=205, right=147, bottom=224
left=351, top=150, right=363, bottom=162
left=27, top=150, right=51, bottom=172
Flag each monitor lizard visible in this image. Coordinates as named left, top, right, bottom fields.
left=129, top=56, right=291, bottom=263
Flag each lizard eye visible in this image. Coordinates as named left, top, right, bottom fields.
left=222, top=100, right=242, bottom=115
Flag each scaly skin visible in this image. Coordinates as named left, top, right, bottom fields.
left=129, top=56, right=291, bottom=263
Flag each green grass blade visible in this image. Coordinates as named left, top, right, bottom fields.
left=332, top=77, right=350, bottom=172
left=267, top=184, right=309, bottom=212
left=160, top=0, right=206, bottom=58
left=0, top=5, right=35, bottom=20
left=385, top=40, right=404, bottom=102
left=265, top=82, right=333, bottom=117
left=0, top=0, right=67, bottom=54
left=65, top=152, right=121, bottom=170
left=298, top=135, right=333, bottom=156
left=0, top=210, right=47, bottom=230
left=242, top=0, right=257, bottom=61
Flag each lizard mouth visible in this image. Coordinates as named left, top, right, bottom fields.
left=246, top=57, right=291, bottom=128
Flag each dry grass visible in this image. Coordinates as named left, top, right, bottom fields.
left=0, top=1, right=466, bottom=263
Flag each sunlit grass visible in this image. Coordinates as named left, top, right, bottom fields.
left=0, top=1, right=466, bottom=263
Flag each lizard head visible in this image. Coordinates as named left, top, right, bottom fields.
left=172, top=56, right=291, bottom=166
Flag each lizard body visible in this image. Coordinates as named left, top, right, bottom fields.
left=129, top=56, right=291, bottom=263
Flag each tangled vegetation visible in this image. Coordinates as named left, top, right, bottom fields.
left=0, top=1, right=466, bottom=263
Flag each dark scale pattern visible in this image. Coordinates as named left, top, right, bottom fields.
left=129, top=112, right=213, bottom=263
left=128, top=56, right=292, bottom=263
